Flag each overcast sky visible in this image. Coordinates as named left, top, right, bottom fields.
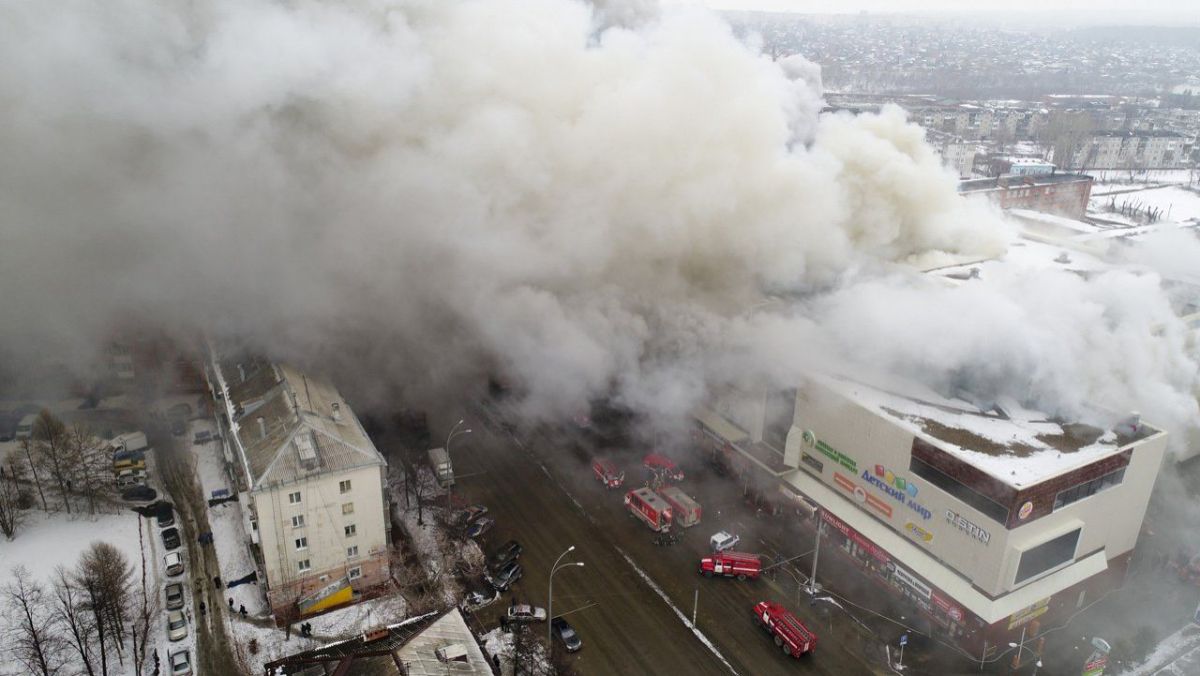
left=664, top=0, right=1200, bottom=18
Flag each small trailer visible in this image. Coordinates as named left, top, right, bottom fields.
left=656, top=485, right=701, bottom=528
left=625, top=487, right=673, bottom=532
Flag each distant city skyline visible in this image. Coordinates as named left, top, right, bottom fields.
left=664, top=0, right=1200, bottom=21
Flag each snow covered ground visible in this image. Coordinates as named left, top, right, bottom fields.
left=1091, top=186, right=1200, bottom=225
left=1129, top=623, right=1200, bottom=676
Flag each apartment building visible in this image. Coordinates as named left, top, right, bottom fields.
left=694, top=375, right=1166, bottom=662
left=1071, top=130, right=1190, bottom=170
left=211, top=356, right=390, bottom=623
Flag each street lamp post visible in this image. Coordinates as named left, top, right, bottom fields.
left=445, top=419, right=471, bottom=511
left=548, top=546, right=585, bottom=648
left=1009, top=626, right=1029, bottom=670
left=808, top=518, right=823, bottom=595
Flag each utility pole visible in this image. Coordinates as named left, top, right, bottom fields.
left=808, top=517, right=823, bottom=595
left=693, top=587, right=698, bottom=626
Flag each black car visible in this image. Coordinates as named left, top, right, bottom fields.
left=551, top=617, right=582, bottom=652
left=489, top=560, right=522, bottom=591
left=121, top=485, right=157, bottom=502
left=161, top=527, right=181, bottom=550
left=156, top=506, right=175, bottom=528
left=489, top=540, right=523, bottom=570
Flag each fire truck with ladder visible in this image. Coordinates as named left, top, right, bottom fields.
left=625, top=487, right=673, bottom=532
left=699, top=551, right=761, bottom=580
left=753, top=600, right=817, bottom=658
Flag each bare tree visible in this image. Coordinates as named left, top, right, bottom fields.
left=129, top=522, right=158, bottom=676
left=33, top=410, right=73, bottom=513
left=0, top=469, right=26, bottom=539
left=5, top=566, right=65, bottom=676
left=68, top=428, right=112, bottom=516
left=76, top=542, right=134, bottom=675
left=19, top=436, right=49, bottom=511
left=50, top=566, right=97, bottom=676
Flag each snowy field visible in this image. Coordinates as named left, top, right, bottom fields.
left=1086, top=169, right=1198, bottom=187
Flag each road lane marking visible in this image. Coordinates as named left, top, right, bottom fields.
left=616, top=547, right=741, bottom=676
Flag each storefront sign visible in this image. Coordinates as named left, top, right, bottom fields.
left=905, top=521, right=934, bottom=544
left=801, top=452, right=824, bottom=474
left=931, top=591, right=965, bottom=623
left=1007, top=597, right=1050, bottom=631
left=821, top=509, right=890, bottom=563
left=1018, top=501, right=1034, bottom=520
left=891, top=564, right=932, bottom=600
left=1082, top=652, right=1107, bottom=676
left=836, top=472, right=893, bottom=518
left=863, top=468, right=931, bottom=521
left=946, top=509, right=991, bottom=544
left=803, top=430, right=857, bottom=473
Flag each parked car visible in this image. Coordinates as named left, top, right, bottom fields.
left=170, top=418, right=187, bottom=437
left=504, top=604, right=547, bottom=623
left=465, top=517, right=494, bottom=539
left=193, top=429, right=212, bottom=445
left=166, top=609, right=188, bottom=641
left=710, top=530, right=740, bottom=553
left=115, top=469, right=147, bottom=489
left=164, top=551, right=184, bottom=577
left=161, top=527, right=181, bottom=550
left=121, top=485, right=157, bottom=502
left=169, top=648, right=192, bottom=675
left=460, top=588, right=497, bottom=611
left=488, top=560, right=523, bottom=591
left=156, top=506, right=175, bottom=528
left=489, top=540, right=522, bottom=570
left=164, top=582, right=185, bottom=611
left=551, top=617, right=583, bottom=652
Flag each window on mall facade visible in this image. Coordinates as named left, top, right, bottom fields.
left=1015, top=528, right=1081, bottom=585
left=909, top=456, right=1009, bottom=524
left=1053, top=468, right=1125, bottom=511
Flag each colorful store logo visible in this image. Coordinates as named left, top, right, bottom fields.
left=862, top=467, right=931, bottom=521
left=803, top=430, right=858, bottom=473
left=874, top=464, right=918, bottom=498
left=905, top=522, right=934, bottom=544
left=1018, top=501, right=1034, bottom=520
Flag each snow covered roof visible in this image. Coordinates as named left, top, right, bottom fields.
left=217, top=356, right=385, bottom=492
left=818, top=374, right=1157, bottom=488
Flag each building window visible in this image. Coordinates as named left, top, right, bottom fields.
left=291, top=515, right=305, bottom=529
left=348, top=566, right=362, bottom=580
left=339, top=479, right=352, bottom=494
left=347, top=545, right=359, bottom=558
left=1015, top=528, right=1081, bottom=585
left=295, top=537, right=307, bottom=550
left=1053, top=468, right=1125, bottom=511
left=288, top=491, right=302, bottom=504
left=298, top=559, right=311, bottom=572
left=342, top=502, right=354, bottom=515
left=909, top=457, right=1009, bottom=524
left=344, top=524, right=357, bottom=537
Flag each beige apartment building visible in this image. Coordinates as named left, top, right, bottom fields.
left=211, top=356, right=390, bottom=623
left=695, top=373, right=1166, bottom=662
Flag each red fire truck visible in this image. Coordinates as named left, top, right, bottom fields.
left=592, top=458, right=625, bottom=489
left=753, top=600, right=817, bottom=658
left=699, top=552, right=761, bottom=580
left=656, top=485, right=701, bottom=528
left=643, top=453, right=684, bottom=482
left=625, top=487, right=673, bottom=532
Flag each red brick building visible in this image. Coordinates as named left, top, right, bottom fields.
left=959, top=172, right=1094, bottom=219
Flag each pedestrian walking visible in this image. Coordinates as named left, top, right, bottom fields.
left=200, top=601, right=206, bottom=616
left=213, top=575, right=221, bottom=589
left=239, top=604, right=246, bottom=617
left=229, top=597, right=235, bottom=610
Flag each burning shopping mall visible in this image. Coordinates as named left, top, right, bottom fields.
left=694, top=373, right=1166, bottom=662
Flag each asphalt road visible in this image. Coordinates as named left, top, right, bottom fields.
left=449, top=407, right=881, bottom=676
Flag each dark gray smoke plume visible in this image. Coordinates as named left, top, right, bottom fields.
left=1, top=0, right=1196, bottom=445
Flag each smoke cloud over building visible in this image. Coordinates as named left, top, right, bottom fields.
left=1, top=1, right=1196, bottom=443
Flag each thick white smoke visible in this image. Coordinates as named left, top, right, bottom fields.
left=0, top=0, right=1196, bottom=445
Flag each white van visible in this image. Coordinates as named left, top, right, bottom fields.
left=15, top=414, right=36, bottom=440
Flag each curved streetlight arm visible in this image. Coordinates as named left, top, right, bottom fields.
left=549, top=548, right=582, bottom=648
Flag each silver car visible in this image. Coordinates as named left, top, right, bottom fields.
left=164, top=582, right=184, bottom=611
left=166, top=610, right=188, bottom=642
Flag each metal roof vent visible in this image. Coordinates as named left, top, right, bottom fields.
left=295, top=430, right=319, bottom=470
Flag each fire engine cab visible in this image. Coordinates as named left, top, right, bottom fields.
left=753, top=600, right=817, bottom=658
left=592, top=458, right=625, bottom=489
left=643, top=453, right=684, bottom=482
left=625, top=487, right=673, bottom=532
left=699, top=552, right=761, bottom=581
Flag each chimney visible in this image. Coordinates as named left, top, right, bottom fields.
left=257, top=416, right=266, bottom=439
left=331, top=402, right=341, bottom=422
